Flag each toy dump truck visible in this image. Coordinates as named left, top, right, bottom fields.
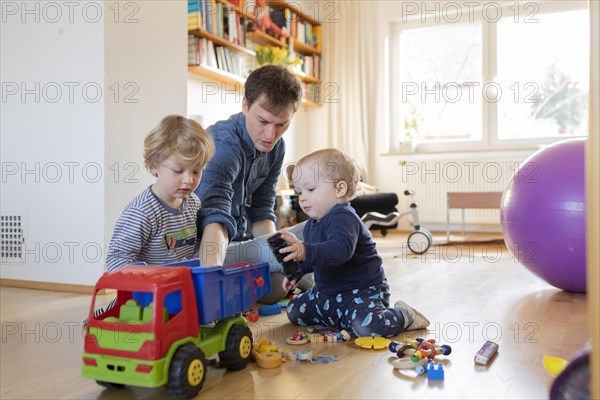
left=82, top=260, right=270, bottom=399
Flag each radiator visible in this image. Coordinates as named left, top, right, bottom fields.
left=398, top=159, right=521, bottom=231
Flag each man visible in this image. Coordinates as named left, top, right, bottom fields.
left=195, top=65, right=311, bottom=303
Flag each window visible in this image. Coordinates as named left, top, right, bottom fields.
left=389, top=1, right=589, bottom=152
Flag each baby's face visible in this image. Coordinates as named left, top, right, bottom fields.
left=293, top=162, right=345, bottom=221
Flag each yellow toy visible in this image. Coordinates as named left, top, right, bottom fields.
left=544, top=355, right=569, bottom=377
left=354, top=336, right=391, bottom=350
left=252, top=338, right=283, bottom=369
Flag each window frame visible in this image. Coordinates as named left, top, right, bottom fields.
left=388, top=0, right=589, bottom=154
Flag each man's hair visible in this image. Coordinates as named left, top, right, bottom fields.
left=244, top=65, right=303, bottom=114
left=293, top=148, right=362, bottom=201
left=144, top=115, right=214, bottom=171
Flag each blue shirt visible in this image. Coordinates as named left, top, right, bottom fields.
left=195, top=112, right=285, bottom=242
left=301, top=202, right=385, bottom=295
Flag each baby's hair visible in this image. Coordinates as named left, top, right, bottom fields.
left=293, top=148, right=361, bottom=201
left=144, top=115, right=214, bottom=172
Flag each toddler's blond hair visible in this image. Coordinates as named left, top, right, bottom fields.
left=144, top=115, right=214, bottom=172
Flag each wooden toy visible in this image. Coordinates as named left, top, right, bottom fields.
left=286, top=332, right=308, bottom=345
left=251, top=338, right=285, bottom=369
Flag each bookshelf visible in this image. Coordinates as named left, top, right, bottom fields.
left=188, top=0, right=257, bottom=84
left=188, top=0, right=322, bottom=106
left=265, top=0, right=322, bottom=105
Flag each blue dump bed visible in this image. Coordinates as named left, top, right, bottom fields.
left=190, top=262, right=271, bottom=324
left=133, top=260, right=271, bottom=325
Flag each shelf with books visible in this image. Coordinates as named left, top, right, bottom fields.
left=265, top=0, right=320, bottom=26
left=188, top=0, right=323, bottom=106
left=302, top=99, right=320, bottom=108
left=188, top=0, right=254, bottom=46
left=188, top=0, right=258, bottom=86
left=293, top=72, right=319, bottom=84
left=262, top=0, right=322, bottom=93
left=266, top=0, right=322, bottom=55
left=246, top=30, right=286, bottom=47
left=188, top=65, right=246, bottom=88
left=189, top=28, right=256, bottom=56
left=188, top=34, right=255, bottom=84
left=302, top=82, right=321, bottom=106
left=220, top=0, right=257, bottom=20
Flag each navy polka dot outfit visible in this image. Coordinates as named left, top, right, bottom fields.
left=286, top=203, right=405, bottom=337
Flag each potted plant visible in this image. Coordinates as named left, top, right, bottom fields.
left=402, top=103, right=423, bottom=152
left=255, top=45, right=302, bottom=68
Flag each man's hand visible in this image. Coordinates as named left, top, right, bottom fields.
left=279, top=231, right=305, bottom=262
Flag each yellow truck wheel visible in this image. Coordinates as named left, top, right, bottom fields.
left=165, top=344, right=207, bottom=399
left=219, top=324, right=253, bottom=370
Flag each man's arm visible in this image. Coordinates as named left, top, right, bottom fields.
left=247, top=141, right=285, bottom=229
left=199, top=222, right=229, bottom=267
left=251, top=219, right=276, bottom=238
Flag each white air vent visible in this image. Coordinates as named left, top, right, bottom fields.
left=1, top=214, right=25, bottom=263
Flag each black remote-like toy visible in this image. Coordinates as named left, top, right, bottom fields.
left=267, top=233, right=303, bottom=282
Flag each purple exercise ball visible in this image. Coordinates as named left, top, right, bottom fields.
left=501, top=138, right=587, bottom=293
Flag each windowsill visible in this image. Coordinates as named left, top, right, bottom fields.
left=381, top=146, right=540, bottom=160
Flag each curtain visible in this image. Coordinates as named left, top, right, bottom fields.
left=321, top=1, right=375, bottom=182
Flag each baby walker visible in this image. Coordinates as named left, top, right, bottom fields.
left=361, top=190, right=433, bottom=254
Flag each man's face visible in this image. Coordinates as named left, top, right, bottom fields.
left=243, top=98, right=295, bottom=153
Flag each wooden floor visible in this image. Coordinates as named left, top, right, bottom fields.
left=0, top=232, right=589, bottom=399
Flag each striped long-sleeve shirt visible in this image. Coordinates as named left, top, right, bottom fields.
left=106, top=186, right=200, bottom=272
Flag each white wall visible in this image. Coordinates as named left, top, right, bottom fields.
left=1, top=1, right=105, bottom=284
left=1, top=0, right=187, bottom=285
left=105, top=0, right=188, bottom=259
left=186, top=71, right=311, bottom=169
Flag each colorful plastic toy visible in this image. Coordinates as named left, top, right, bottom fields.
left=81, top=261, right=270, bottom=399
left=355, top=336, right=391, bottom=349
left=258, top=304, right=282, bottom=316
left=390, top=338, right=451, bottom=378
left=286, top=332, right=309, bottom=345
left=307, top=326, right=351, bottom=342
left=393, top=357, right=429, bottom=374
left=426, top=361, right=444, bottom=380
left=544, top=355, right=569, bottom=377
left=389, top=338, right=451, bottom=360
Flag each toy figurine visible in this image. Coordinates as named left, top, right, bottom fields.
left=254, top=0, right=288, bottom=39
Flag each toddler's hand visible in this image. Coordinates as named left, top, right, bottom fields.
left=279, top=231, right=305, bottom=262
left=282, top=276, right=297, bottom=292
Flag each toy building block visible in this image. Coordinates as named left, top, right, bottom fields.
left=426, top=361, right=444, bottom=380
left=258, top=304, right=282, bottom=316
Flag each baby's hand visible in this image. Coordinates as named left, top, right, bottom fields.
left=282, top=276, right=297, bottom=292
left=279, top=231, right=305, bottom=262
